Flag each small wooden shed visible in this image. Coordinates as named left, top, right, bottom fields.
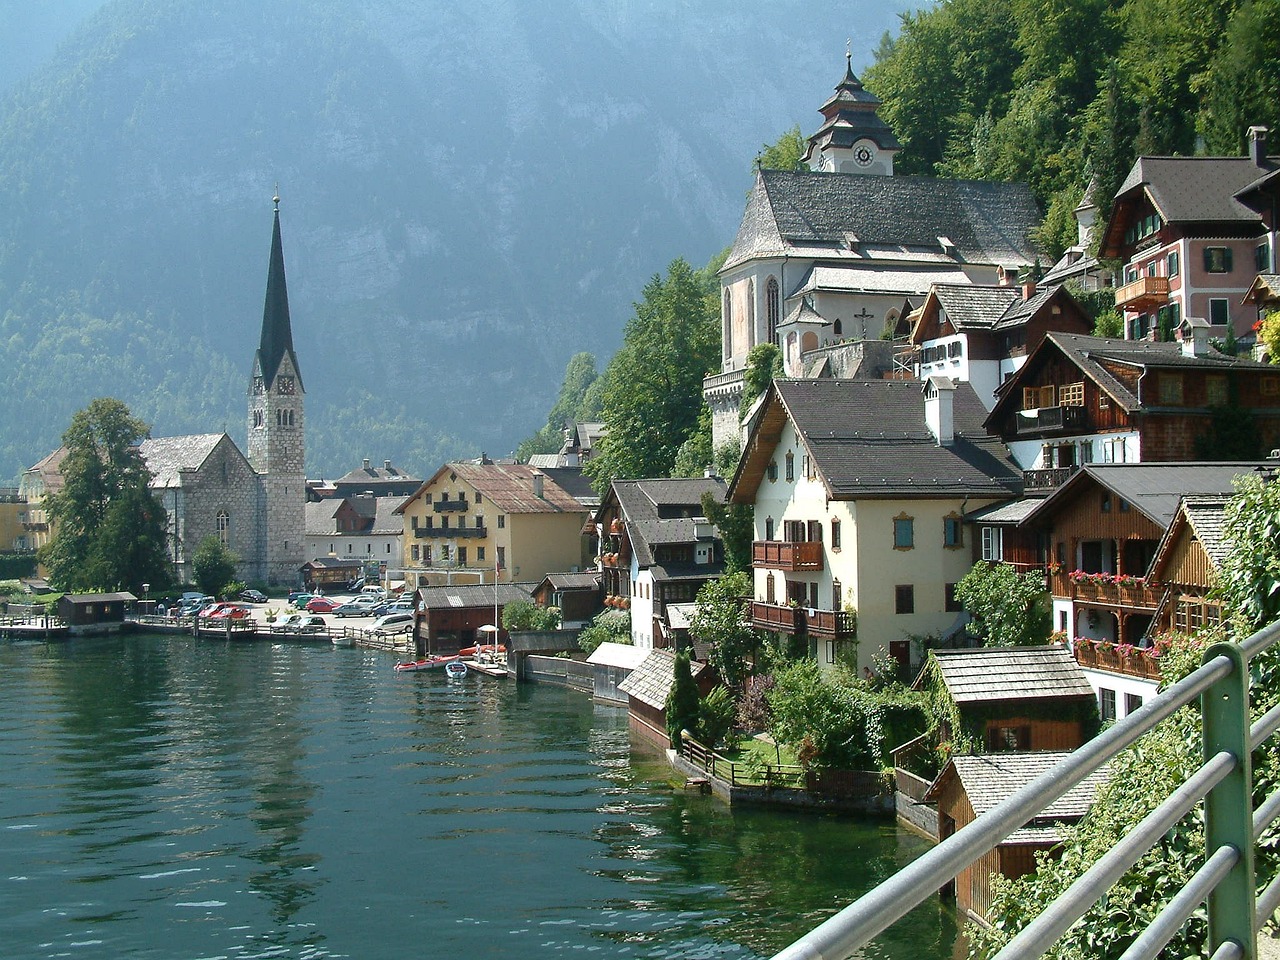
left=532, top=571, right=602, bottom=627
left=926, top=751, right=1109, bottom=921
left=57, top=592, right=136, bottom=635
left=616, top=648, right=714, bottom=748
left=919, top=646, right=1098, bottom=752
left=300, top=557, right=363, bottom=591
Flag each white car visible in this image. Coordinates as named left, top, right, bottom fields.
left=370, top=613, right=413, bottom=635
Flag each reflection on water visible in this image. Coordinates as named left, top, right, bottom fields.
left=0, top=634, right=958, bottom=959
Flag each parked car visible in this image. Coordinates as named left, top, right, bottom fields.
left=239, top=589, right=267, bottom=604
left=296, top=615, right=328, bottom=634
left=273, top=613, right=305, bottom=632
left=305, top=596, right=340, bottom=613
left=371, top=612, right=413, bottom=635
left=347, top=578, right=365, bottom=592
left=370, top=598, right=414, bottom=618
left=209, top=604, right=250, bottom=620
left=288, top=590, right=312, bottom=606
left=331, top=602, right=374, bottom=618
left=361, top=585, right=388, bottom=599
left=290, top=593, right=316, bottom=609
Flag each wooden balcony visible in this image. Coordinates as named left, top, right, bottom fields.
left=414, top=526, right=487, bottom=539
left=752, top=540, right=824, bottom=571
left=1015, top=404, right=1087, bottom=436
left=1023, top=466, right=1077, bottom=494
left=805, top=608, right=857, bottom=639
left=750, top=601, right=803, bottom=634
left=1115, top=275, right=1170, bottom=310
left=1068, top=577, right=1160, bottom=611
left=1073, top=641, right=1161, bottom=681
left=433, top=500, right=468, bottom=513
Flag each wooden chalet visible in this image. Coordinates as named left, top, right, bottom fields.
left=1147, top=495, right=1233, bottom=635
left=616, top=649, right=715, bottom=748
left=1016, top=462, right=1272, bottom=649
left=985, top=332, right=1280, bottom=477
left=918, top=646, right=1097, bottom=753
left=531, top=571, right=602, bottom=628
left=926, top=752, right=1109, bottom=921
left=300, top=556, right=363, bottom=591
left=57, top=592, right=135, bottom=635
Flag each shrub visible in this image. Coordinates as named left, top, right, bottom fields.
left=698, top=686, right=736, bottom=750
left=502, top=599, right=561, bottom=632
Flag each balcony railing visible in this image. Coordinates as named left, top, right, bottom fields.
left=752, top=540, right=824, bottom=571
left=433, top=500, right=468, bottom=513
left=748, top=602, right=855, bottom=638
left=1015, top=404, right=1087, bottom=435
left=1115, top=274, right=1170, bottom=310
left=1023, top=465, right=1077, bottom=493
left=1066, top=576, right=1161, bottom=611
left=1072, top=640, right=1161, bottom=681
left=414, top=526, right=487, bottom=539
left=750, top=601, right=803, bottom=634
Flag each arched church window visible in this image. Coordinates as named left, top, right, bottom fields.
left=217, top=511, right=230, bottom=546
left=766, top=277, right=779, bottom=345
left=833, top=319, right=843, bottom=337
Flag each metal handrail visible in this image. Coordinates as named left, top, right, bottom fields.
left=770, top=617, right=1280, bottom=960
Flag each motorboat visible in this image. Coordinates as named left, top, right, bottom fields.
left=445, top=660, right=469, bottom=679
left=393, top=655, right=453, bottom=672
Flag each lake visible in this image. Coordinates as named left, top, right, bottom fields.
left=0, top=634, right=959, bottom=959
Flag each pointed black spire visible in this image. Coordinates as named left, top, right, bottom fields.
left=255, top=195, right=302, bottom=390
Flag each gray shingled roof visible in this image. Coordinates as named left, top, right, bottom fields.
left=966, top=498, right=1042, bottom=524
left=792, top=264, right=971, bottom=299
left=416, top=582, right=535, bottom=610
left=607, top=478, right=727, bottom=568
left=305, top=499, right=343, bottom=535
left=928, top=646, right=1095, bottom=704
left=1182, top=497, right=1233, bottom=568
left=1116, top=155, right=1278, bottom=224
left=140, top=434, right=229, bottom=488
left=334, top=461, right=418, bottom=485
left=772, top=379, right=1023, bottom=499
left=1022, top=462, right=1274, bottom=531
left=932, top=284, right=1022, bottom=331
left=725, top=169, right=1040, bottom=271
left=928, top=752, right=1110, bottom=843
left=616, top=649, right=709, bottom=710
left=539, top=571, right=601, bottom=591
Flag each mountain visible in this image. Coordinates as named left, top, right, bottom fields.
left=0, top=0, right=911, bottom=480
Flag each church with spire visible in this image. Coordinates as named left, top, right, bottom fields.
left=32, top=199, right=309, bottom=587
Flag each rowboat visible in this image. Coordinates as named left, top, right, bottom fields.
left=445, top=660, right=469, bottom=679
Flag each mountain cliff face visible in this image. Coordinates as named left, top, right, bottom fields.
left=0, top=0, right=907, bottom=478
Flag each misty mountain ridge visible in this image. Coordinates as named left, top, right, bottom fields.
left=0, top=0, right=908, bottom=480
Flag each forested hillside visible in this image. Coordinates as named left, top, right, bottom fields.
left=0, top=0, right=905, bottom=480
left=864, top=0, right=1280, bottom=260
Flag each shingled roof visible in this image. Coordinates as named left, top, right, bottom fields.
left=605, top=477, right=727, bottom=567
left=415, top=582, right=535, bottom=610
left=397, top=462, right=586, bottom=516
left=140, top=434, right=233, bottom=488
left=925, top=646, right=1094, bottom=705
left=616, top=649, right=709, bottom=711
left=731, top=379, right=1022, bottom=503
left=926, top=752, right=1110, bottom=843
left=725, top=169, right=1039, bottom=272
left=1115, top=156, right=1278, bottom=225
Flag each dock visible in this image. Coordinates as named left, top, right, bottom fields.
left=0, top=615, right=70, bottom=640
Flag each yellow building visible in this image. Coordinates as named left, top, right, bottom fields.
left=0, top=488, right=30, bottom=552
left=395, top=460, right=590, bottom=587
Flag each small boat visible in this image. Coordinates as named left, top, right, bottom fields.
left=445, top=660, right=469, bottom=679
left=393, top=655, right=453, bottom=672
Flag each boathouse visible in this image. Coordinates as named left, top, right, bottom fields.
left=57, top=592, right=135, bottom=636
left=617, top=648, right=715, bottom=747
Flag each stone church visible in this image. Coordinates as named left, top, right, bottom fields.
left=26, top=200, right=306, bottom=588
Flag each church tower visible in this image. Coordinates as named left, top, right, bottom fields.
left=802, top=53, right=901, bottom=175
left=248, top=195, right=305, bottom=585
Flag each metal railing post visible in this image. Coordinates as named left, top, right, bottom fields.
left=1203, top=641, right=1256, bottom=958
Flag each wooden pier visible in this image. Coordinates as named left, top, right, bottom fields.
left=0, top=615, right=70, bottom=640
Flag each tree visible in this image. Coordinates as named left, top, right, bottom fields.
left=584, top=258, right=719, bottom=492
left=690, top=571, right=758, bottom=688
left=765, top=660, right=885, bottom=770
left=40, top=398, right=170, bottom=593
left=1257, top=309, right=1280, bottom=363
left=739, top=343, right=783, bottom=422
left=697, top=686, right=737, bottom=750
left=666, top=650, right=701, bottom=749
left=1215, top=472, right=1280, bottom=635
left=955, top=561, right=1051, bottom=647
left=192, top=535, right=238, bottom=598
left=502, top=599, right=561, bottom=632
left=577, top=608, right=631, bottom=655
left=756, top=125, right=807, bottom=172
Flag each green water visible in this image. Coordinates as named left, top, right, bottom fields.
left=0, top=634, right=960, bottom=959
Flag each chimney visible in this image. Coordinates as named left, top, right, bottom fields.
left=384, top=459, right=392, bottom=470
left=923, top=376, right=956, bottom=446
left=362, top=458, right=371, bottom=469
left=531, top=471, right=545, bottom=499
left=1022, top=278, right=1037, bottom=301
left=1250, top=126, right=1268, bottom=167
left=1182, top=317, right=1212, bottom=357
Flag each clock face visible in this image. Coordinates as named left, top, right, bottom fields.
left=854, top=145, right=874, bottom=167
left=278, top=376, right=296, bottom=395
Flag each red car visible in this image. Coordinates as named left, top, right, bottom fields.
left=305, top=596, right=340, bottom=613
left=209, top=604, right=250, bottom=620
